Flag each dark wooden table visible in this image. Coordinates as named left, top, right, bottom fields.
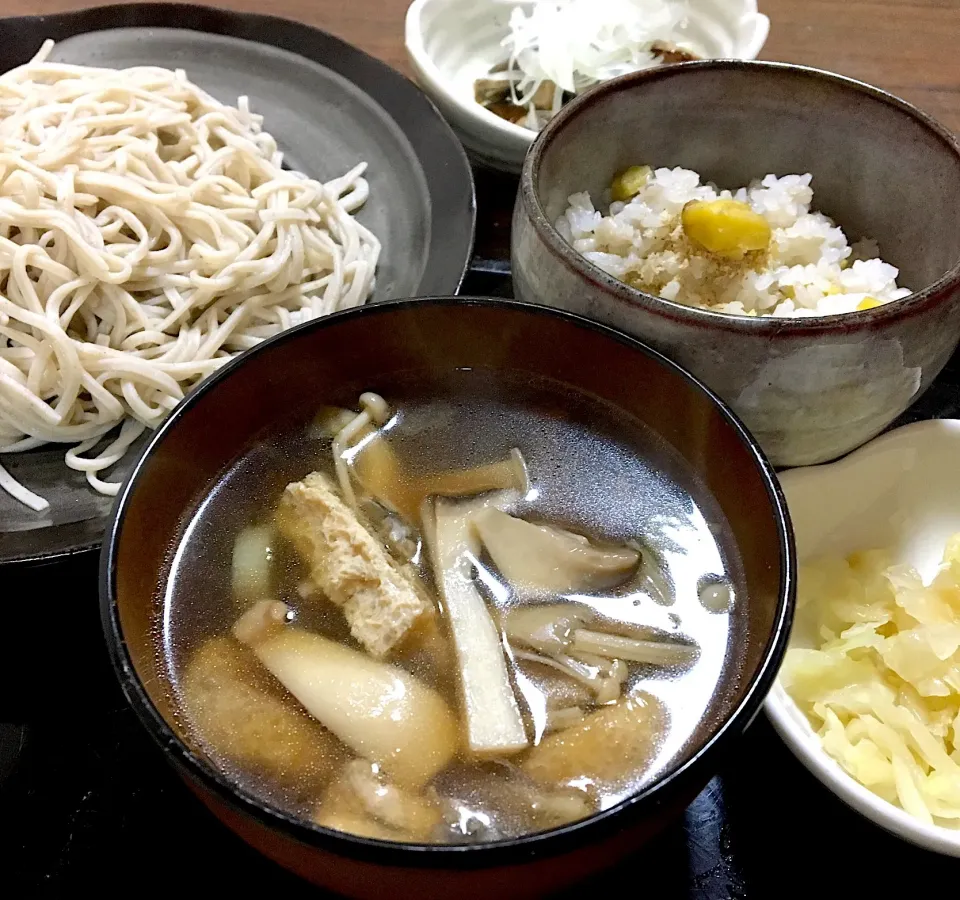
left=3, top=1, right=960, bottom=897
left=11, top=0, right=960, bottom=128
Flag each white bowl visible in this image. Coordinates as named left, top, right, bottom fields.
left=404, top=0, right=771, bottom=172
left=766, top=418, right=960, bottom=856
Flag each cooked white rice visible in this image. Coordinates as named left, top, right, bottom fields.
left=556, top=168, right=912, bottom=317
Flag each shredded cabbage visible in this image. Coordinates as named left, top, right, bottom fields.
left=501, top=0, right=692, bottom=107
left=781, top=536, right=960, bottom=826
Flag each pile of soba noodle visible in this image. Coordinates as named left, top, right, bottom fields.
left=0, top=41, right=380, bottom=512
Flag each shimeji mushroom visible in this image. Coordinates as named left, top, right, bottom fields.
left=503, top=603, right=697, bottom=706
left=330, top=392, right=392, bottom=508
left=327, top=392, right=529, bottom=523
left=571, top=628, right=698, bottom=667
left=510, top=646, right=627, bottom=706
left=353, top=435, right=528, bottom=524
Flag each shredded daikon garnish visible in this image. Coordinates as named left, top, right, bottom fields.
left=502, top=0, right=693, bottom=114
left=781, top=536, right=960, bottom=826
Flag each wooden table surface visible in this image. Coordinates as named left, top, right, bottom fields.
left=9, top=0, right=960, bottom=133
left=8, top=0, right=960, bottom=262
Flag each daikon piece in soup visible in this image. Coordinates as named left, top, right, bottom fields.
left=161, top=370, right=744, bottom=844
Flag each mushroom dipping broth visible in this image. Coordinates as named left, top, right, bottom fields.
left=161, top=369, right=744, bottom=844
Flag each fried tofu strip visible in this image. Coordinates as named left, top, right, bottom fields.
left=180, top=636, right=342, bottom=791
left=277, top=472, right=428, bottom=657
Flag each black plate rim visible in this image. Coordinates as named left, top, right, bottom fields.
left=0, top=2, right=477, bottom=567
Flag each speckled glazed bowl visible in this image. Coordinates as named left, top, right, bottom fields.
left=511, top=62, right=960, bottom=467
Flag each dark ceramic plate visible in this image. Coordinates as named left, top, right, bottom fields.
left=0, top=3, right=476, bottom=566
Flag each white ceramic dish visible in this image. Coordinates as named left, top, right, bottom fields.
left=766, top=418, right=960, bottom=856
left=405, top=0, right=770, bottom=172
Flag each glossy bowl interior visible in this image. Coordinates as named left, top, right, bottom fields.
left=101, top=299, right=794, bottom=898
left=767, top=419, right=960, bottom=856
left=511, top=62, right=960, bottom=467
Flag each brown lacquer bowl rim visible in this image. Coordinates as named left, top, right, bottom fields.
left=100, top=297, right=795, bottom=868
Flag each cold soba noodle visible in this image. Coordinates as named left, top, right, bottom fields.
left=0, top=42, right=379, bottom=510
left=164, top=373, right=741, bottom=843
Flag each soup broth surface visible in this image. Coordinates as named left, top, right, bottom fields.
left=163, top=368, right=744, bottom=843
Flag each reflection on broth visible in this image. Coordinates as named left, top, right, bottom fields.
left=163, top=370, right=742, bottom=844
